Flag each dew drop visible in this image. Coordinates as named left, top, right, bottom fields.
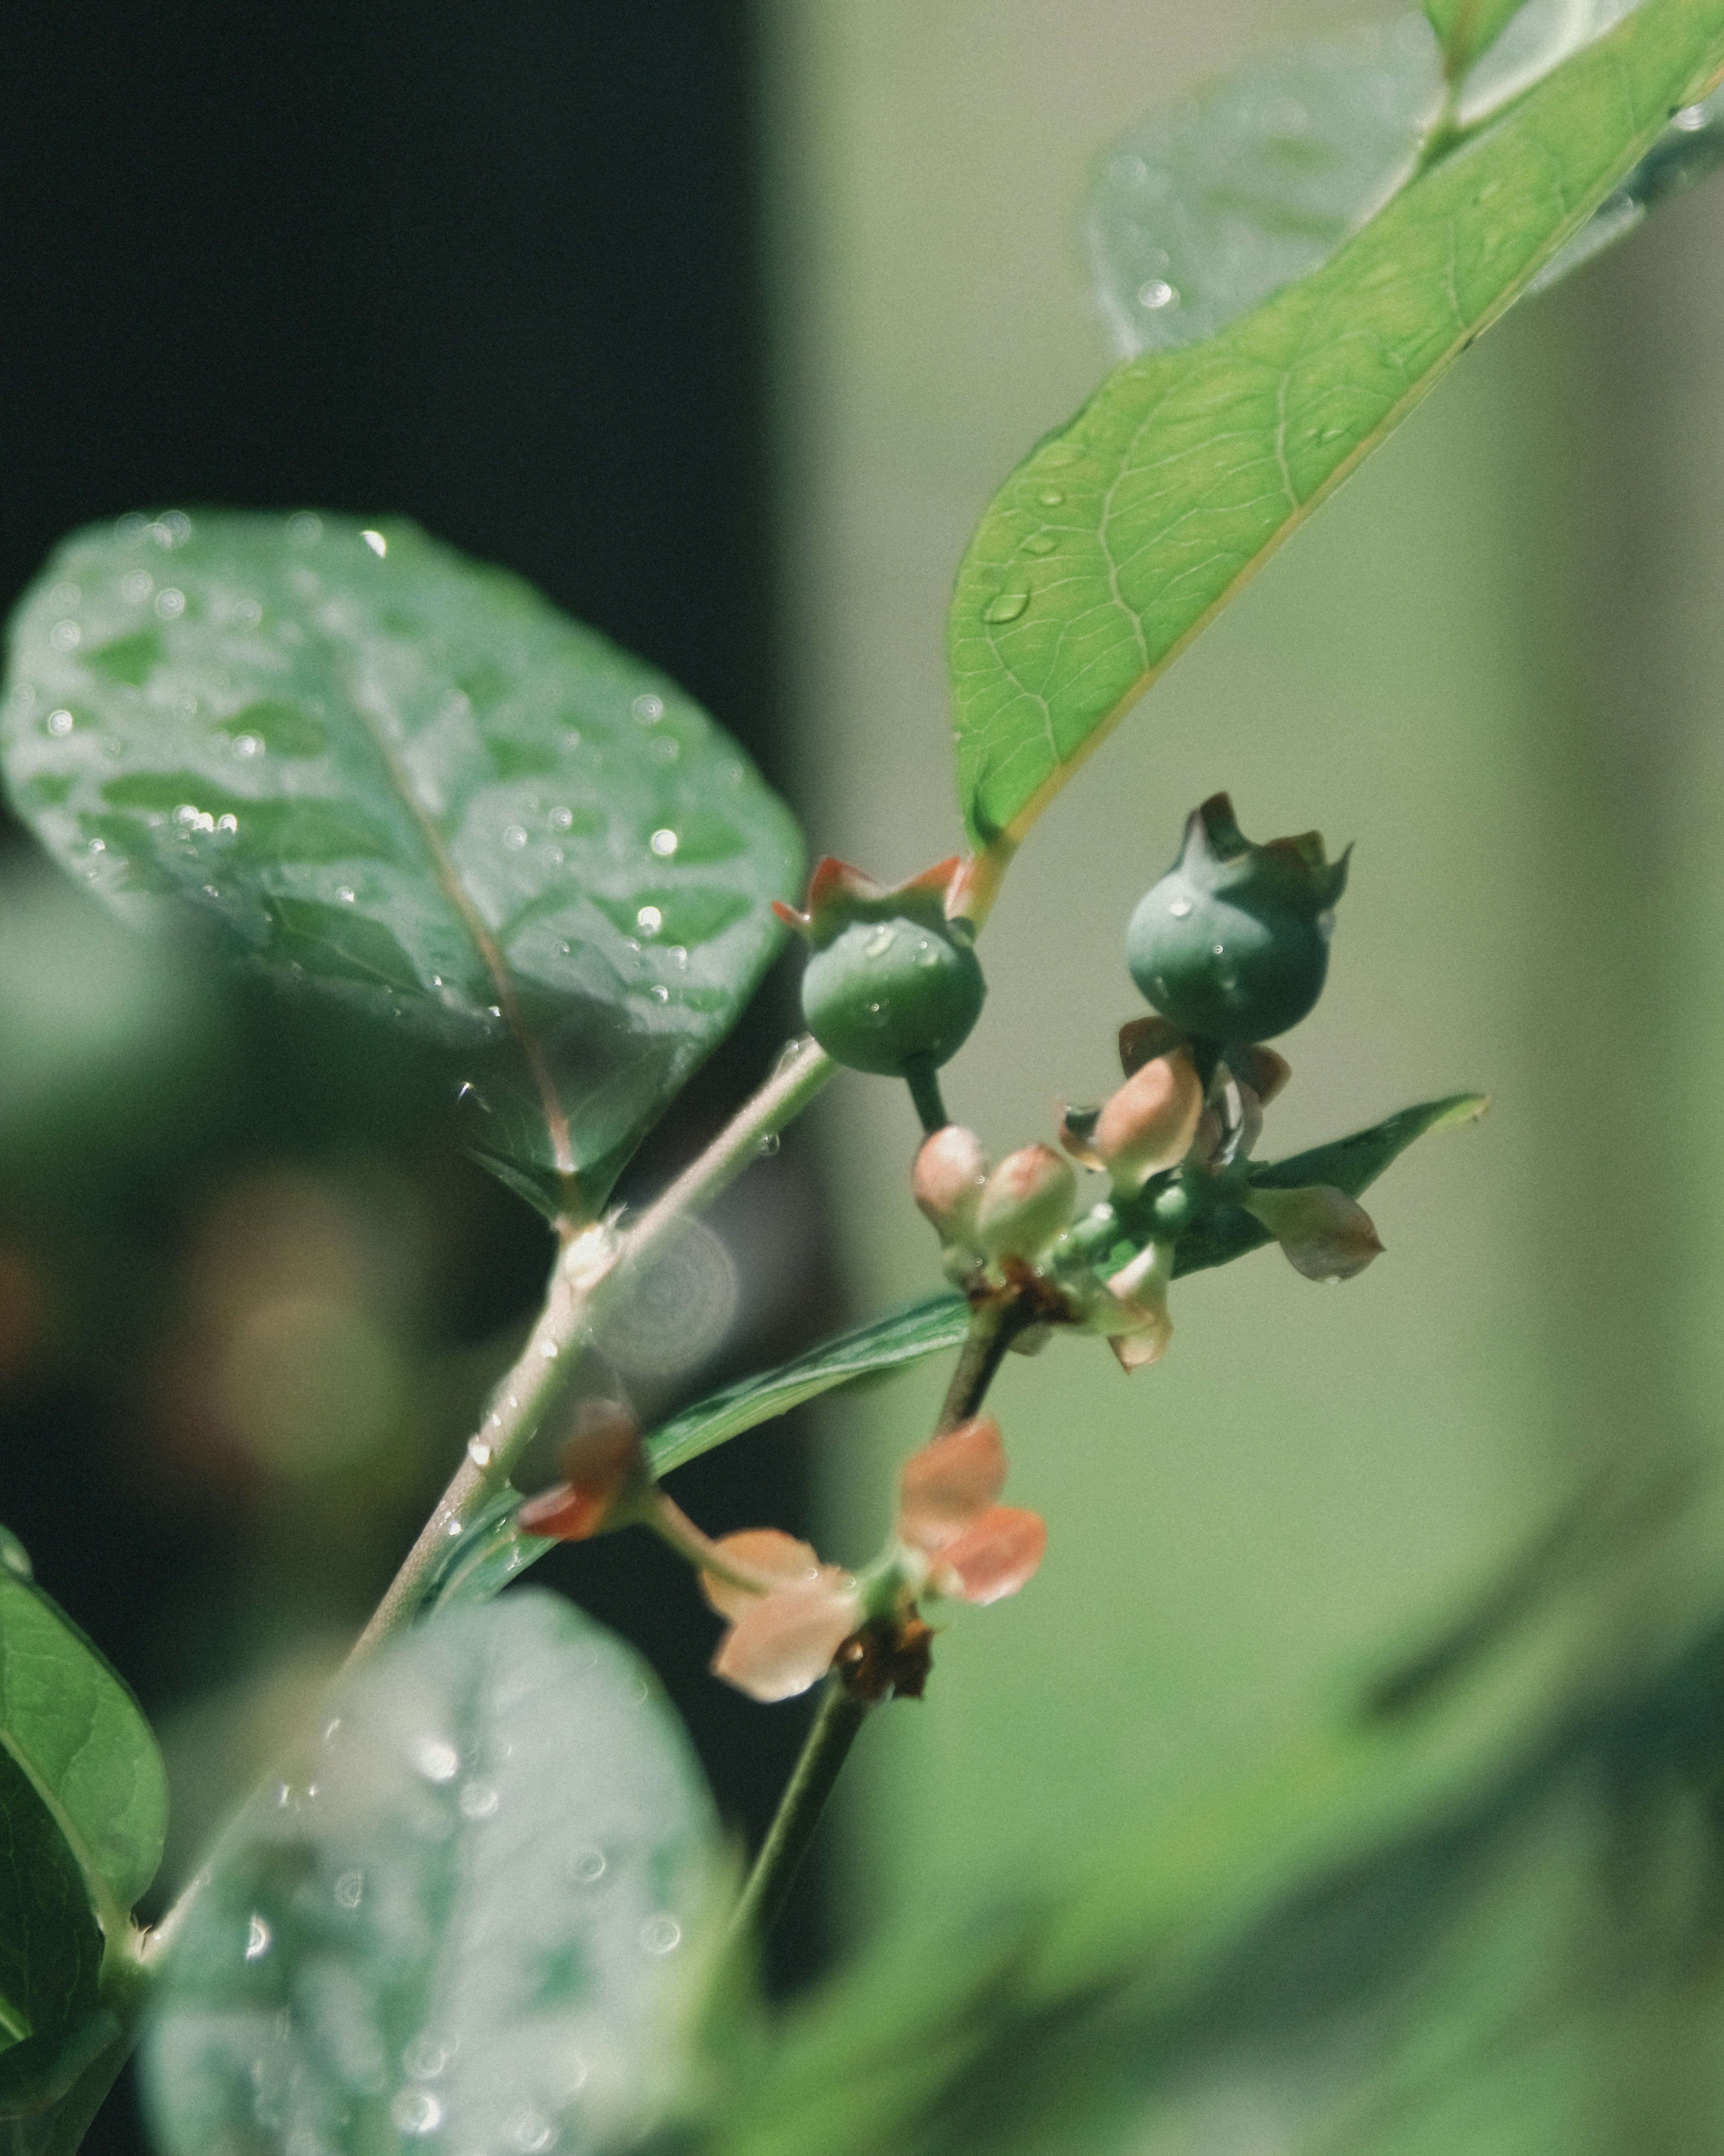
left=914, top=939, right=941, bottom=967
left=467, top=1438, right=493, bottom=1467
left=334, top=1869, right=364, bottom=1909
left=550, top=805, right=574, bottom=830
left=632, top=693, right=664, bottom=723
left=1211, top=942, right=1226, bottom=957
left=503, top=824, right=528, bottom=851
left=756, top=1130, right=781, bottom=1158
left=510, top=2110, right=554, bottom=2154
left=458, top=1781, right=499, bottom=1821
left=154, top=588, right=186, bottom=620
left=245, top=1915, right=272, bottom=1961
left=232, top=597, right=262, bottom=629
left=403, top=2037, right=451, bottom=2081
left=650, top=983, right=669, bottom=1002
left=487, top=1005, right=503, bottom=1019
left=233, top=732, right=262, bottom=757
left=361, top=529, right=387, bottom=558
left=668, top=945, right=688, bottom=969
left=651, top=736, right=679, bottom=763
left=650, top=827, right=678, bottom=857
left=115, top=512, right=147, bottom=541
left=636, top=904, right=663, bottom=935
left=1024, top=532, right=1057, bottom=556
left=157, top=511, right=192, bottom=545
left=49, top=620, right=80, bottom=650
left=172, top=692, right=198, bottom=720
left=120, top=570, right=153, bottom=603
left=1036, top=488, right=1064, bottom=507
left=563, top=729, right=582, bottom=751
left=1169, top=896, right=1192, bottom=918
left=983, top=589, right=1030, bottom=624
left=46, top=708, right=73, bottom=736
left=1137, top=279, right=1179, bottom=310
left=287, top=512, right=323, bottom=545
left=217, top=813, right=237, bottom=834
left=1674, top=102, right=1709, bottom=129
left=390, top=2090, right=444, bottom=2136
left=570, top=1846, right=607, bottom=1884
left=411, top=1738, right=460, bottom=1784
left=88, top=838, right=105, bottom=855
left=540, top=1340, right=559, bottom=1361
left=336, top=886, right=356, bottom=904
left=864, top=926, right=896, bottom=958
left=641, top=1914, right=683, bottom=1955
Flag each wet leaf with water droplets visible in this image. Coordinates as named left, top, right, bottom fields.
left=954, top=0, right=1724, bottom=860
left=1, top=515, right=804, bottom=1213
left=144, top=1593, right=722, bottom=2156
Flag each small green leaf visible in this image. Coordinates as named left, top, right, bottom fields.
left=1, top=514, right=804, bottom=1212
left=0, top=1533, right=168, bottom=1936
left=952, top=0, right=1724, bottom=869
left=144, top=1593, right=724, bottom=2156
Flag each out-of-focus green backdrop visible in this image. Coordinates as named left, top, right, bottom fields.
left=756, top=0, right=1724, bottom=1960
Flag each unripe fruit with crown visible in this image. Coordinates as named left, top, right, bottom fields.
left=1126, top=794, right=1349, bottom=1043
left=776, top=857, right=985, bottom=1078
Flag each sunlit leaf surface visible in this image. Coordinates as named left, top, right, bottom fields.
left=144, top=1593, right=722, bottom=2156
left=957, top=0, right=1724, bottom=861
left=1, top=514, right=803, bottom=1211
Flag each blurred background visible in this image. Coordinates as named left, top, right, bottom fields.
left=8, top=0, right=1724, bottom=2149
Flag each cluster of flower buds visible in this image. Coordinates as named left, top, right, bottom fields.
left=698, top=1416, right=1044, bottom=1702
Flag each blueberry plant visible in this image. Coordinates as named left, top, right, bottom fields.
left=4, top=4, right=1724, bottom=2154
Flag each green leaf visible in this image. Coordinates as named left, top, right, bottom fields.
left=0, top=1746, right=111, bottom=2120
left=0, top=1530, right=168, bottom=1936
left=1086, top=15, right=1442, bottom=360
left=1, top=514, right=804, bottom=1212
left=143, top=1592, right=724, bottom=2156
left=951, top=0, right=1724, bottom=867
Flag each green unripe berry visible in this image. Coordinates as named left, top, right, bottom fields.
left=1126, top=794, right=1348, bottom=1044
left=801, top=915, right=984, bottom=1076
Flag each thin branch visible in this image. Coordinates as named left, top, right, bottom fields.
left=727, top=1676, right=871, bottom=1944
left=347, top=1035, right=836, bottom=1663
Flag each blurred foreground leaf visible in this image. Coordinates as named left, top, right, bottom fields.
left=714, top=1565, right=1724, bottom=2156
left=1, top=514, right=802, bottom=1214
left=954, top=0, right=1724, bottom=866
left=144, top=1593, right=723, bottom=2156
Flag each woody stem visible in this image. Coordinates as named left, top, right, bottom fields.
left=936, top=1292, right=1032, bottom=1432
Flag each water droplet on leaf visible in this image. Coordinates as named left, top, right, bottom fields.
left=984, top=588, right=1030, bottom=624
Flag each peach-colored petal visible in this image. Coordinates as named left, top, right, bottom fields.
left=1110, top=1313, right=1173, bottom=1371
left=930, top=1506, right=1046, bottom=1605
left=1103, top=1243, right=1174, bottom=1371
left=698, top=1528, right=826, bottom=1620
left=1244, top=1184, right=1383, bottom=1282
left=712, top=1578, right=861, bottom=1702
left=896, top=1416, right=1006, bottom=1553
left=1093, top=1050, right=1203, bottom=1190
left=1232, top=1043, right=1291, bottom=1107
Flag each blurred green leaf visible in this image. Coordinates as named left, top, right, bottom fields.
left=953, top=0, right=1724, bottom=863
left=0, top=1531, right=168, bottom=1936
left=144, top=1592, right=724, bottom=2156
left=714, top=1583, right=1724, bottom=2156
left=1, top=514, right=803, bottom=1213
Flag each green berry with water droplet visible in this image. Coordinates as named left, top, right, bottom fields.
left=776, top=856, right=986, bottom=1077
left=1126, top=795, right=1348, bottom=1043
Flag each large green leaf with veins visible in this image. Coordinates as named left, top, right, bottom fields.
left=0, top=1745, right=113, bottom=2122
left=0, top=513, right=803, bottom=1214
left=954, top=0, right=1724, bottom=868
left=0, top=1530, right=167, bottom=1942
left=144, top=1593, right=723, bottom=2156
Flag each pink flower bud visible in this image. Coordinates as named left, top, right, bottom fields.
left=1092, top=1050, right=1203, bottom=1191
left=1243, top=1184, right=1383, bottom=1281
left=896, top=1417, right=1006, bottom=1554
left=911, top=1124, right=990, bottom=1248
left=975, top=1145, right=1076, bottom=1261
left=1117, top=1014, right=1187, bottom=1076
